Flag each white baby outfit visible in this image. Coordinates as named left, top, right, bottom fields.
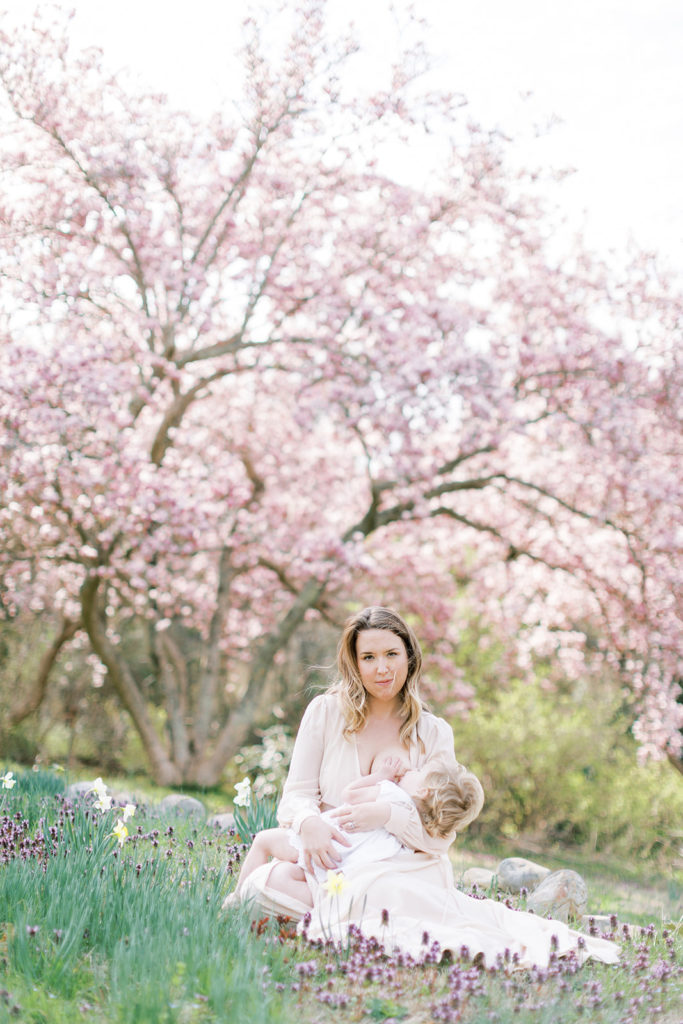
left=288, top=779, right=412, bottom=884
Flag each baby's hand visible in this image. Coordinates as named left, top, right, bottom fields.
left=378, top=755, right=408, bottom=782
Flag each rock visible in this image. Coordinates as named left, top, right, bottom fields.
left=157, top=794, right=207, bottom=820
left=65, top=780, right=96, bottom=801
left=461, top=867, right=497, bottom=890
left=527, top=869, right=588, bottom=922
left=580, top=914, right=614, bottom=931
left=65, top=781, right=146, bottom=813
left=110, top=790, right=140, bottom=807
left=110, top=792, right=150, bottom=819
left=207, top=812, right=236, bottom=832
left=497, top=857, right=550, bottom=893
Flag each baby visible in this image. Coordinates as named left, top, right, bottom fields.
left=226, top=752, right=484, bottom=908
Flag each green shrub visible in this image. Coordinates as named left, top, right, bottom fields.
left=232, top=723, right=293, bottom=799
left=450, top=674, right=683, bottom=862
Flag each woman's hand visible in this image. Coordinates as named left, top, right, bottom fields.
left=299, top=814, right=351, bottom=873
left=330, top=800, right=390, bottom=833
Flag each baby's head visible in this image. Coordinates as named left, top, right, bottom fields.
left=405, top=764, right=484, bottom=838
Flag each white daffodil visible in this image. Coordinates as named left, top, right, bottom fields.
left=234, top=777, right=252, bottom=807
left=1, top=771, right=16, bottom=790
left=88, top=777, right=112, bottom=812
left=122, top=803, right=136, bottom=822
left=89, top=777, right=108, bottom=799
left=111, top=819, right=128, bottom=846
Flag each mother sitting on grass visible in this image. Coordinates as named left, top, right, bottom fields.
left=232, top=605, right=619, bottom=968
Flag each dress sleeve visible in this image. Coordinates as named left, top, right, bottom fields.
left=277, top=694, right=327, bottom=833
left=384, top=714, right=460, bottom=854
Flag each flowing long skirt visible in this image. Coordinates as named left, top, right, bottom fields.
left=238, top=850, right=619, bottom=969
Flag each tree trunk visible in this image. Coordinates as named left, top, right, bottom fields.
left=192, top=545, right=238, bottom=753
left=189, top=577, right=327, bottom=786
left=80, top=576, right=181, bottom=786
left=77, top=571, right=327, bottom=786
left=8, top=616, right=80, bottom=727
left=154, top=629, right=191, bottom=777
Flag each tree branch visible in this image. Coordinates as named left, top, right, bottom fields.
left=666, top=751, right=683, bottom=778
left=154, top=629, right=191, bottom=775
left=149, top=368, right=231, bottom=465
left=80, top=576, right=180, bottom=785
left=192, top=546, right=241, bottom=753
left=174, top=334, right=245, bottom=368
left=8, top=616, right=81, bottom=727
left=193, top=577, right=327, bottom=784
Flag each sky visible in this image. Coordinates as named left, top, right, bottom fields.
left=3, top=0, right=682, bottom=271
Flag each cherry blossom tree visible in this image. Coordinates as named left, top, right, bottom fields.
left=0, top=3, right=680, bottom=784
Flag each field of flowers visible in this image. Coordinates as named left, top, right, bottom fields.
left=0, top=768, right=680, bottom=1024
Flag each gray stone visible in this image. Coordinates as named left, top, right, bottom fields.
left=580, top=914, right=613, bottom=930
left=65, top=781, right=146, bottom=812
left=207, top=812, right=236, bottom=832
left=65, top=780, right=98, bottom=801
left=157, top=794, right=207, bottom=820
left=497, top=857, right=550, bottom=893
left=527, top=869, right=588, bottom=922
left=110, top=790, right=140, bottom=807
left=461, top=867, right=497, bottom=890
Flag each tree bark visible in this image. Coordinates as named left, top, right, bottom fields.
left=189, top=577, right=327, bottom=786
left=154, top=629, right=191, bottom=777
left=191, top=545, right=238, bottom=755
left=8, top=616, right=80, bottom=727
left=80, top=576, right=181, bottom=785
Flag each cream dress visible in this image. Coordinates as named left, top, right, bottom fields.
left=288, top=779, right=411, bottom=884
left=239, top=692, right=619, bottom=968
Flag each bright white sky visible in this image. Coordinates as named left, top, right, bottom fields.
left=3, top=0, right=683, bottom=271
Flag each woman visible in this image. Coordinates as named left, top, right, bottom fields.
left=239, top=606, right=618, bottom=968
left=230, top=754, right=483, bottom=900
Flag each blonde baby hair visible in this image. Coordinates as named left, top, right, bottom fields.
left=414, top=765, right=485, bottom=838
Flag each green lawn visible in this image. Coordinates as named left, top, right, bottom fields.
left=451, top=837, right=682, bottom=928
left=0, top=769, right=680, bottom=1024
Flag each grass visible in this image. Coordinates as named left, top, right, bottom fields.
left=451, top=837, right=682, bottom=929
left=0, top=768, right=680, bottom=1023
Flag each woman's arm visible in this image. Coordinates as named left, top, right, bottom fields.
left=277, top=695, right=326, bottom=832
left=276, top=694, right=350, bottom=870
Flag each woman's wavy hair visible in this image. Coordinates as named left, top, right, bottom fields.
left=415, top=766, right=485, bottom=838
left=333, top=606, right=424, bottom=746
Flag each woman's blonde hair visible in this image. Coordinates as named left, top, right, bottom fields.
left=414, top=766, right=485, bottom=838
left=333, top=606, right=424, bottom=746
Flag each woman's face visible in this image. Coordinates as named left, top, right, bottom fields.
left=355, top=628, right=409, bottom=705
